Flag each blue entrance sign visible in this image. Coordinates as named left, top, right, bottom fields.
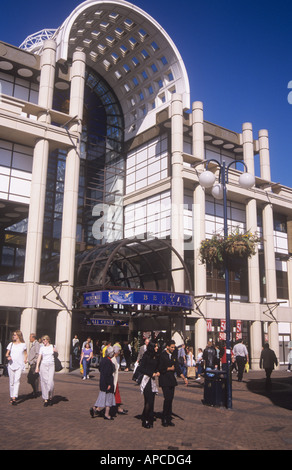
left=87, top=318, right=129, bottom=327
left=83, top=290, right=193, bottom=310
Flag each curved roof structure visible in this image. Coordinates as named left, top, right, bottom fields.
left=75, top=237, right=192, bottom=294
left=54, top=0, right=190, bottom=138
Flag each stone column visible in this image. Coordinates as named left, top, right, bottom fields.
left=242, top=122, right=262, bottom=369
left=262, top=201, right=279, bottom=361
left=192, top=101, right=207, bottom=350
left=55, top=51, right=86, bottom=370
left=246, top=198, right=262, bottom=369
left=21, top=40, right=56, bottom=343
left=170, top=94, right=184, bottom=293
left=192, top=101, right=204, bottom=161
left=242, top=122, right=255, bottom=175
left=258, top=129, right=271, bottom=182
left=193, top=187, right=207, bottom=351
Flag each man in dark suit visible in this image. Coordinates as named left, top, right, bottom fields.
left=260, top=343, right=278, bottom=391
left=158, top=339, right=188, bottom=427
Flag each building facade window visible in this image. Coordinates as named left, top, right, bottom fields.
left=205, top=195, right=246, bottom=237
left=0, top=71, right=38, bottom=104
left=40, top=67, right=124, bottom=282
left=125, top=134, right=168, bottom=194
left=124, top=190, right=171, bottom=240
left=0, top=140, right=33, bottom=204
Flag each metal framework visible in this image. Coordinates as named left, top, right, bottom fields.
left=19, top=29, right=57, bottom=53
left=74, top=237, right=193, bottom=316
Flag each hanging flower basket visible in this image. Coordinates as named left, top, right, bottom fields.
left=199, top=234, right=225, bottom=267
left=199, top=230, right=261, bottom=267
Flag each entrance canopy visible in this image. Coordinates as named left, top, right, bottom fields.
left=75, top=237, right=193, bottom=316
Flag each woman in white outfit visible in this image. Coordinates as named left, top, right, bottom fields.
left=36, top=335, right=57, bottom=407
left=6, top=330, right=27, bottom=405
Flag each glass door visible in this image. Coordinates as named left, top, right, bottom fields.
left=279, top=335, right=290, bottom=365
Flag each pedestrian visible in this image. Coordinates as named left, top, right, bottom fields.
left=260, top=343, right=278, bottom=391
left=219, top=341, right=234, bottom=374
left=158, top=339, right=188, bottom=427
left=112, top=345, right=128, bottom=416
left=139, top=342, right=160, bottom=429
left=101, top=340, right=108, bottom=357
left=80, top=342, right=93, bottom=380
left=113, top=341, right=121, bottom=366
left=177, top=343, right=187, bottom=377
left=35, top=335, right=57, bottom=407
left=233, top=339, right=249, bottom=382
left=203, top=341, right=218, bottom=371
left=82, top=337, right=93, bottom=350
left=72, top=335, right=80, bottom=367
left=137, top=338, right=150, bottom=363
left=185, top=346, right=196, bottom=378
left=195, top=347, right=203, bottom=379
left=122, top=340, right=132, bottom=371
left=90, top=346, right=116, bottom=420
left=6, top=330, right=27, bottom=405
left=27, top=333, right=40, bottom=397
left=72, top=334, right=79, bottom=348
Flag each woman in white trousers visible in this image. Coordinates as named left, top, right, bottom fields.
left=36, top=335, right=57, bottom=407
left=6, top=330, right=27, bottom=405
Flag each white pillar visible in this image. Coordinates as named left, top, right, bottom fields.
left=246, top=198, right=262, bottom=369
left=250, top=315, right=262, bottom=371
left=242, top=122, right=255, bottom=175
left=193, top=187, right=208, bottom=351
left=262, top=202, right=279, bottom=361
left=258, top=129, right=271, bottom=181
left=192, top=101, right=207, bottom=351
left=21, top=40, right=56, bottom=343
left=55, top=51, right=86, bottom=370
left=170, top=94, right=184, bottom=293
left=192, top=101, right=204, bottom=161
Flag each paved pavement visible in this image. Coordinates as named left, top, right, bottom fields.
left=1, top=366, right=292, bottom=452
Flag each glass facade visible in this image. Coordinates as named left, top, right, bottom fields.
left=40, top=68, right=124, bottom=283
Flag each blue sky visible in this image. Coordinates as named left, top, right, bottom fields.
left=1, top=0, right=291, bottom=187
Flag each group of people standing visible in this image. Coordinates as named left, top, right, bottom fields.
left=5, top=330, right=58, bottom=407
left=201, top=338, right=279, bottom=390
left=135, top=339, right=188, bottom=428
left=88, top=338, right=189, bottom=429
left=89, top=344, right=128, bottom=420
left=73, top=335, right=134, bottom=378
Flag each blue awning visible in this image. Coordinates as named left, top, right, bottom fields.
left=83, top=290, right=193, bottom=310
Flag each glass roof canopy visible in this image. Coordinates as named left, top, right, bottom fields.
left=74, top=238, right=193, bottom=316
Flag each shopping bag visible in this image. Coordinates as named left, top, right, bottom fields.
left=187, top=366, right=197, bottom=378
left=244, top=362, right=249, bottom=373
left=80, top=363, right=83, bottom=375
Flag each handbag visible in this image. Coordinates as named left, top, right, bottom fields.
left=3, top=342, right=13, bottom=377
left=187, top=366, right=197, bottom=378
left=3, top=363, right=9, bottom=377
left=54, top=352, right=63, bottom=372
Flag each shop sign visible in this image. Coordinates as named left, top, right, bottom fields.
left=219, top=319, right=226, bottom=340
left=83, top=290, right=193, bottom=309
left=87, top=318, right=128, bottom=327
left=236, top=320, right=242, bottom=340
left=206, top=319, right=212, bottom=332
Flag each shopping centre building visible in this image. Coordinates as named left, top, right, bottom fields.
left=1, top=0, right=292, bottom=370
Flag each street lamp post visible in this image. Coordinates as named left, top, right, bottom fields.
left=198, top=159, right=255, bottom=409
